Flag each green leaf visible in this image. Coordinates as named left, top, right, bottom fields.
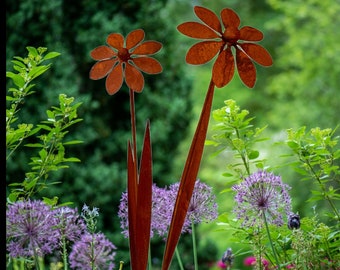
left=6, top=72, right=25, bottom=88
left=248, top=150, right=259, bottom=160
left=43, top=51, right=61, bottom=60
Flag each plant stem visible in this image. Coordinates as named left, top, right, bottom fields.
left=148, top=242, right=152, bottom=270
left=262, top=211, right=281, bottom=270
left=175, top=246, right=185, bottom=270
left=191, top=221, right=198, bottom=270
left=61, top=233, right=68, bottom=270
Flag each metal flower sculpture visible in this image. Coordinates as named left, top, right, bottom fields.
left=90, top=29, right=162, bottom=94
left=90, top=29, right=163, bottom=270
left=90, top=6, right=272, bottom=270
left=162, top=6, right=273, bottom=270
left=177, top=6, right=273, bottom=88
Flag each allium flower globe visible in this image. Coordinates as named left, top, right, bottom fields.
left=6, top=200, right=60, bottom=258
left=118, top=180, right=218, bottom=237
left=54, top=206, right=86, bottom=242
left=118, top=184, right=175, bottom=238
left=232, top=170, right=292, bottom=227
left=69, top=232, right=116, bottom=270
left=169, top=179, right=218, bottom=233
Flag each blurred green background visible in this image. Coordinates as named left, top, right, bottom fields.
left=6, top=0, right=340, bottom=269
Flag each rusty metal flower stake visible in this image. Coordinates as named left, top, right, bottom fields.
left=90, top=29, right=163, bottom=270
left=89, top=5, right=272, bottom=270
left=161, top=6, right=273, bottom=270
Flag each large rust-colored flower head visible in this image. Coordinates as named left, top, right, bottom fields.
left=178, top=6, right=273, bottom=88
left=89, top=29, right=163, bottom=95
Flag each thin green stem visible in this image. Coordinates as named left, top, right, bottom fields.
left=61, top=233, right=68, bottom=270
left=262, top=211, right=281, bottom=270
left=191, top=221, right=198, bottom=270
left=175, top=246, right=185, bottom=270
left=148, top=242, right=152, bottom=270
left=305, top=161, right=340, bottom=221
left=119, top=261, right=124, bottom=270
left=33, top=247, right=41, bottom=270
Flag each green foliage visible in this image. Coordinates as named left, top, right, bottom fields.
left=6, top=1, right=193, bottom=264
left=285, top=126, right=340, bottom=222
left=264, top=0, right=340, bottom=131
left=6, top=47, right=83, bottom=203
left=211, top=99, right=340, bottom=269
left=207, top=99, right=268, bottom=184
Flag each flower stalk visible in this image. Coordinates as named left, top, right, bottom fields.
left=262, top=211, right=281, bottom=269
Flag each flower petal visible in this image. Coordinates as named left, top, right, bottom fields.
left=126, top=29, right=145, bottom=50
left=132, top=57, right=162, bottom=74
left=239, top=43, right=273, bottom=66
left=105, top=63, right=123, bottom=95
left=236, top=48, right=256, bottom=88
left=132, top=41, right=162, bottom=55
left=186, top=41, right=222, bottom=65
left=89, top=59, right=117, bottom=80
left=221, top=8, right=240, bottom=29
left=212, top=48, right=235, bottom=88
left=107, top=33, right=124, bottom=50
left=194, top=6, right=222, bottom=34
left=239, top=26, right=264, bottom=41
left=177, top=22, right=220, bottom=39
left=90, top=46, right=116, bottom=60
left=125, top=63, right=144, bottom=92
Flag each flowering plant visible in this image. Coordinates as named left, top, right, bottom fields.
left=6, top=4, right=340, bottom=270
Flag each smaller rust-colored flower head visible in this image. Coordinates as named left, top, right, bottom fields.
left=89, top=29, right=163, bottom=95
left=177, top=6, right=273, bottom=88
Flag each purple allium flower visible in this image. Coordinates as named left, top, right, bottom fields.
left=118, top=184, right=174, bottom=238
left=117, top=191, right=129, bottom=237
left=54, top=206, right=86, bottom=243
left=6, top=200, right=60, bottom=258
left=69, top=232, right=116, bottom=270
left=118, top=180, right=218, bottom=238
left=232, top=170, right=292, bottom=228
left=170, top=179, right=218, bottom=233
left=150, top=184, right=175, bottom=237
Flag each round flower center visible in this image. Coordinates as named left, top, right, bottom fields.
left=222, top=27, right=240, bottom=46
left=118, top=47, right=131, bottom=62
